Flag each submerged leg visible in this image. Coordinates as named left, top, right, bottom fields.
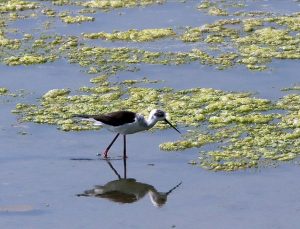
left=102, top=133, right=120, bottom=158
left=123, top=135, right=127, bottom=159
left=123, top=156, right=127, bottom=179
left=106, top=160, right=121, bottom=180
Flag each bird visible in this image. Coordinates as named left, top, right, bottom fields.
left=77, top=158, right=182, bottom=207
left=73, top=109, right=181, bottom=158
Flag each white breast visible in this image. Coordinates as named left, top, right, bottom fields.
left=102, top=115, right=148, bottom=135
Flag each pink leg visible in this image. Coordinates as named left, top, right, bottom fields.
left=102, top=133, right=120, bottom=158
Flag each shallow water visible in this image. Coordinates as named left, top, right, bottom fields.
left=2, top=121, right=300, bottom=228
left=1, top=0, right=300, bottom=228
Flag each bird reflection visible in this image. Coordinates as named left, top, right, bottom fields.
left=77, top=158, right=182, bottom=207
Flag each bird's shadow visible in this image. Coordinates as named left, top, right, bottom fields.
left=76, top=157, right=182, bottom=207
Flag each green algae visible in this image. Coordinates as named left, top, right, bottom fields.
left=0, top=0, right=38, bottom=13
left=66, top=45, right=240, bottom=75
left=0, top=87, right=8, bottom=95
left=0, top=36, right=21, bottom=49
left=178, top=15, right=300, bottom=70
left=265, top=14, right=300, bottom=31
left=181, top=27, right=202, bottom=42
left=42, top=89, right=70, bottom=99
left=281, top=86, right=300, bottom=91
left=208, top=7, right=228, bottom=16
left=197, top=0, right=244, bottom=16
left=4, top=54, right=57, bottom=65
left=13, top=79, right=300, bottom=171
left=80, top=0, right=165, bottom=10
left=235, top=26, right=300, bottom=70
left=0, top=88, right=29, bottom=99
left=49, top=0, right=165, bottom=9
left=0, top=2, right=299, bottom=71
left=41, top=8, right=56, bottom=17
left=197, top=1, right=213, bottom=10
left=61, top=15, right=95, bottom=24
left=120, top=78, right=162, bottom=85
left=51, top=0, right=71, bottom=6
left=243, top=19, right=264, bottom=32
left=204, top=34, right=224, bottom=43
left=0, top=0, right=300, bottom=172
left=83, top=28, right=176, bottom=42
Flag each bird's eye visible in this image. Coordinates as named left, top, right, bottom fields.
left=155, top=110, right=165, bottom=118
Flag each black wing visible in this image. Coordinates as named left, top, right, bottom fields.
left=74, top=111, right=136, bottom=126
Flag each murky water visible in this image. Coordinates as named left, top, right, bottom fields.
left=1, top=0, right=300, bottom=228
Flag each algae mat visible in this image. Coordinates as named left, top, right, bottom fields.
left=0, top=0, right=300, bottom=171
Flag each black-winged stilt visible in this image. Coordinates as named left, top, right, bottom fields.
left=77, top=157, right=182, bottom=207
left=74, top=109, right=181, bottom=158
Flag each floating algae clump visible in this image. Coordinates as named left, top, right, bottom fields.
left=13, top=80, right=300, bottom=171
left=0, top=1, right=299, bottom=72
left=235, top=27, right=300, bottom=70
left=4, top=54, right=57, bottom=65
left=208, top=7, right=228, bottom=16
left=265, top=14, right=300, bottom=31
left=80, top=0, right=165, bottom=10
left=66, top=44, right=239, bottom=75
left=281, top=86, right=300, bottom=91
left=162, top=92, right=300, bottom=171
left=177, top=15, right=300, bottom=70
left=0, top=87, right=8, bottom=95
left=61, top=15, right=95, bottom=24
left=0, top=0, right=38, bottom=13
left=42, top=89, right=70, bottom=99
left=181, top=27, right=202, bottom=42
left=51, top=0, right=71, bottom=6
left=41, top=8, right=56, bottom=17
left=0, top=36, right=21, bottom=49
left=197, top=0, right=242, bottom=16
left=197, top=1, right=213, bottom=9
left=243, top=19, right=264, bottom=32
left=0, top=11, right=299, bottom=71
left=83, top=28, right=176, bottom=42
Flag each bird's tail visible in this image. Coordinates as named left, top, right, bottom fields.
left=73, top=114, right=103, bottom=125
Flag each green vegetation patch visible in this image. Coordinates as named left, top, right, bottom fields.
left=0, top=87, right=8, bottom=95
left=197, top=0, right=244, bottom=16
left=181, top=15, right=300, bottom=70
left=80, top=0, right=165, bottom=10
left=83, top=28, right=176, bottom=42
left=4, top=54, right=57, bottom=65
left=0, top=0, right=38, bottom=13
left=0, top=36, right=21, bottom=50
left=236, top=27, right=300, bottom=70
left=49, top=0, right=165, bottom=9
left=181, top=27, right=202, bottom=42
left=0, top=2, right=299, bottom=71
left=60, top=15, right=95, bottom=24
left=208, top=7, right=228, bottom=16
left=66, top=45, right=240, bottom=75
left=13, top=81, right=300, bottom=171
left=281, top=86, right=300, bottom=91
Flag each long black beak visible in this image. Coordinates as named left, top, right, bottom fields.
left=164, top=119, right=181, bottom=134
left=165, top=181, right=182, bottom=196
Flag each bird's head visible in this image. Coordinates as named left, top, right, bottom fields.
left=149, top=109, right=181, bottom=134
left=150, top=109, right=167, bottom=121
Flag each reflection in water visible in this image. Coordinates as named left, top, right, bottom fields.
left=77, top=158, right=182, bottom=207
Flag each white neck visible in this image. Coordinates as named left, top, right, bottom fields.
left=145, top=115, right=159, bottom=129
